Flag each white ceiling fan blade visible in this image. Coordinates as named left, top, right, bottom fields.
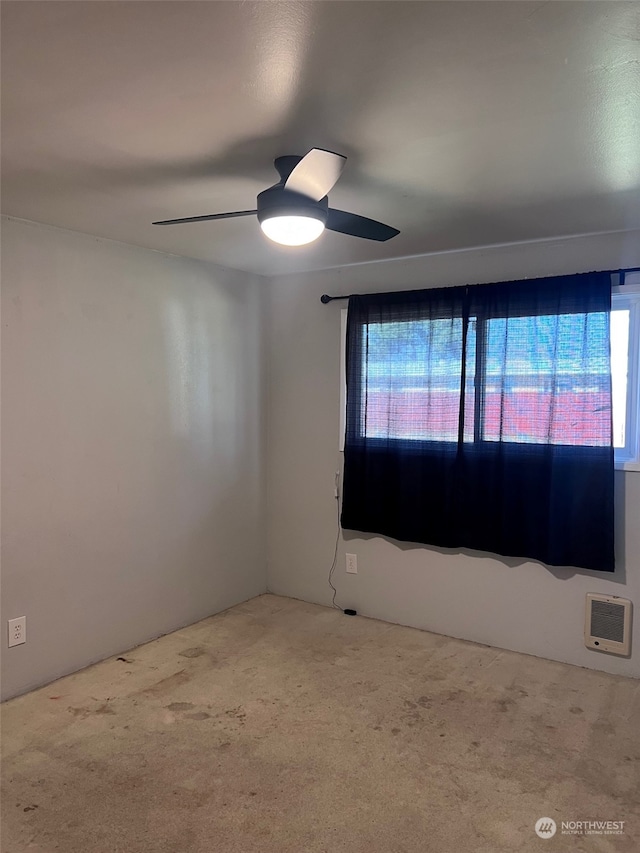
left=284, top=148, right=347, bottom=201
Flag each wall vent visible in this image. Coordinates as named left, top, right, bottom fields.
left=585, top=593, right=632, bottom=656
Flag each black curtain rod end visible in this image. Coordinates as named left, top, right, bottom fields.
left=320, top=293, right=349, bottom=303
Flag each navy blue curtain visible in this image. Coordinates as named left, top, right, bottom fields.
left=341, top=272, right=615, bottom=571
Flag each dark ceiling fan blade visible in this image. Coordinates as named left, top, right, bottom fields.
left=326, top=208, right=400, bottom=241
left=152, top=210, right=257, bottom=225
left=284, top=148, right=347, bottom=201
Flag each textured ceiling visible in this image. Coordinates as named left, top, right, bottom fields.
left=2, top=1, right=639, bottom=275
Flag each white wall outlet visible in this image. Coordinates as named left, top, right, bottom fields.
left=346, top=553, right=358, bottom=574
left=8, top=616, right=26, bottom=647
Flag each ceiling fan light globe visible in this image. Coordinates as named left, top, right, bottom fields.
left=260, top=214, right=325, bottom=247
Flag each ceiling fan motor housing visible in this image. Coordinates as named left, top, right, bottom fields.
left=257, top=185, right=329, bottom=226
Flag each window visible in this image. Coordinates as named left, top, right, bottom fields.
left=341, top=278, right=640, bottom=469
left=611, top=275, right=640, bottom=469
left=357, top=311, right=610, bottom=447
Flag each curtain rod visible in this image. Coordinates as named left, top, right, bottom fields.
left=319, top=267, right=640, bottom=304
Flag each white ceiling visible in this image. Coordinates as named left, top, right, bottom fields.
left=2, top=1, right=639, bottom=276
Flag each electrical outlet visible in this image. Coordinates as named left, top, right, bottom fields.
left=346, top=553, right=358, bottom=574
left=8, top=617, right=26, bottom=647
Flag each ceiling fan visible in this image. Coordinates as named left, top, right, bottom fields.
left=152, top=148, right=400, bottom=246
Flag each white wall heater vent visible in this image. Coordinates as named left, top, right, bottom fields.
left=585, top=593, right=632, bottom=656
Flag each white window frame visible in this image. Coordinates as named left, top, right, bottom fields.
left=612, top=273, right=640, bottom=471
left=339, top=308, right=348, bottom=451
left=340, top=283, right=640, bottom=470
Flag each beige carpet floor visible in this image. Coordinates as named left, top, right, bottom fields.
left=1, top=594, right=639, bottom=852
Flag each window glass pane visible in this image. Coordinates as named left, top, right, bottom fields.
left=482, top=312, right=610, bottom=446
left=611, top=309, right=629, bottom=449
left=362, top=318, right=471, bottom=441
left=358, top=310, right=615, bottom=448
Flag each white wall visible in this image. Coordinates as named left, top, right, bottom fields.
left=3, top=220, right=638, bottom=701
left=266, top=230, right=640, bottom=677
left=1, top=217, right=266, bottom=700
